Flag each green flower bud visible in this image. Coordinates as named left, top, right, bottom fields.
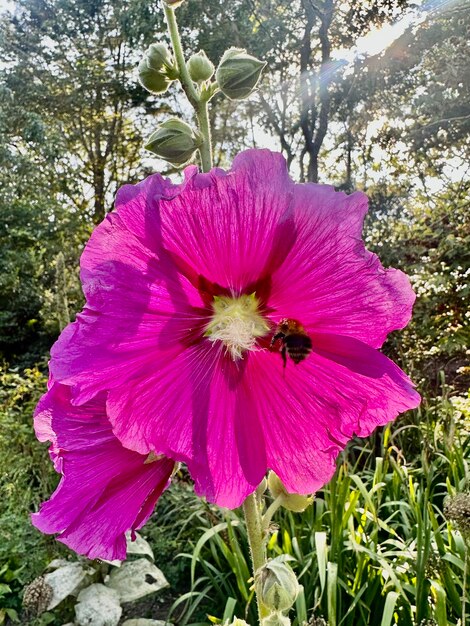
left=216, top=48, right=266, bottom=100
left=262, top=613, right=291, bottom=626
left=138, top=58, right=172, bottom=94
left=267, top=471, right=313, bottom=513
left=255, top=558, right=300, bottom=613
left=138, top=44, right=178, bottom=94
left=187, top=50, right=215, bottom=83
left=146, top=44, right=173, bottom=72
left=145, top=118, right=203, bottom=166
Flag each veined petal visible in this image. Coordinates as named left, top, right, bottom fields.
left=248, top=335, right=420, bottom=496
left=107, top=343, right=266, bottom=508
left=267, top=184, right=416, bottom=348
left=50, top=256, right=207, bottom=405
left=32, top=385, right=174, bottom=560
left=157, top=149, right=295, bottom=293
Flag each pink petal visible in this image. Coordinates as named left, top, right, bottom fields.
left=49, top=171, right=204, bottom=403
left=110, top=171, right=182, bottom=249
left=50, top=150, right=294, bottom=404
left=41, top=149, right=420, bottom=512
left=266, top=184, right=416, bottom=348
left=157, top=149, right=295, bottom=293
left=250, top=334, right=420, bottom=495
left=50, top=236, right=207, bottom=404
left=32, top=385, right=174, bottom=560
left=107, top=343, right=267, bottom=508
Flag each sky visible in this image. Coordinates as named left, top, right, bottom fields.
left=1, top=0, right=462, bottom=189
left=334, top=0, right=460, bottom=61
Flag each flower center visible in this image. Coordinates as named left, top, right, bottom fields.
left=205, top=293, right=270, bottom=360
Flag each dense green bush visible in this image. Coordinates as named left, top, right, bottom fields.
left=366, top=182, right=470, bottom=394
left=0, top=365, right=63, bottom=623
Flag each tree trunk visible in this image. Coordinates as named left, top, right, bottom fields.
left=93, top=165, right=106, bottom=223
left=299, top=0, right=334, bottom=182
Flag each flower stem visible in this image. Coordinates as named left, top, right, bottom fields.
left=262, top=494, right=284, bottom=532
left=195, top=101, right=213, bottom=172
left=243, top=492, right=269, bottom=623
left=162, top=4, right=198, bottom=105
left=162, top=2, right=213, bottom=172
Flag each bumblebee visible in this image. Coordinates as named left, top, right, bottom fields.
left=270, top=318, right=312, bottom=368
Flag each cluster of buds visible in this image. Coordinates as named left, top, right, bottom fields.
left=139, top=6, right=266, bottom=168
left=138, top=43, right=179, bottom=94
left=254, top=475, right=310, bottom=626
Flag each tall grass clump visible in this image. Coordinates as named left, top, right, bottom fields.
left=168, top=394, right=469, bottom=626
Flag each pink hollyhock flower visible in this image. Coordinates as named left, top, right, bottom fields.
left=46, top=149, right=420, bottom=510
left=32, top=383, right=174, bottom=559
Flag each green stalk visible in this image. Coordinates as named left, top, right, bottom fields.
left=243, top=492, right=269, bottom=623
left=195, top=100, right=213, bottom=172
left=162, top=4, right=198, bottom=104
left=162, top=3, right=213, bottom=172
left=262, top=494, right=284, bottom=532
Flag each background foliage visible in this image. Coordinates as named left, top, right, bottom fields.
left=0, top=0, right=468, bottom=624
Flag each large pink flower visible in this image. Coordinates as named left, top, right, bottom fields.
left=32, top=383, right=174, bottom=559
left=47, top=149, right=420, bottom=510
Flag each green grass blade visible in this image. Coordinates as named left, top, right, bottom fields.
left=327, top=561, right=338, bottom=626
left=315, top=531, right=328, bottom=593
left=222, top=597, right=237, bottom=624
left=380, top=591, right=398, bottom=626
left=431, top=581, right=448, bottom=626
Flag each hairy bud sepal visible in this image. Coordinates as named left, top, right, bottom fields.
left=268, top=471, right=313, bottom=513
left=262, top=613, right=291, bottom=626
left=255, top=557, right=300, bottom=613
left=145, top=118, right=203, bottom=166
left=216, top=48, right=266, bottom=100
left=138, top=43, right=178, bottom=95
left=188, top=50, right=215, bottom=83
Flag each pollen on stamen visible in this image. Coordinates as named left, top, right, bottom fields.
left=205, top=293, right=270, bottom=360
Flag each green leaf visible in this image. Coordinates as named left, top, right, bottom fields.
left=222, top=597, right=237, bottom=624
left=327, top=562, right=338, bottom=626
left=315, top=532, right=328, bottom=593
left=380, top=592, right=398, bottom=626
